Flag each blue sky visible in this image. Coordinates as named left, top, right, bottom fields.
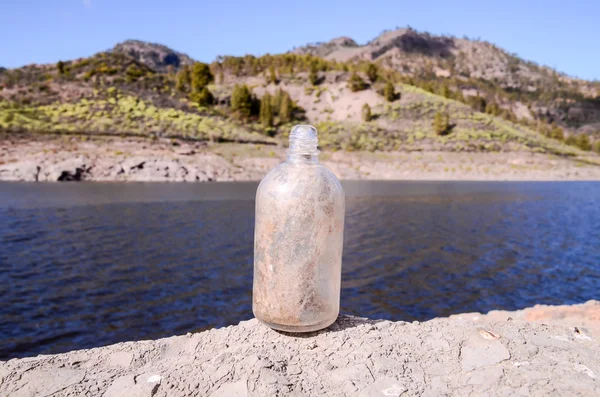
left=1, top=0, right=598, bottom=80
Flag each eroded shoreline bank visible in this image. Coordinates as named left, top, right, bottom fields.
left=2, top=136, right=600, bottom=182
left=1, top=301, right=598, bottom=396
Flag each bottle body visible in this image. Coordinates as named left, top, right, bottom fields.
left=252, top=138, right=345, bottom=332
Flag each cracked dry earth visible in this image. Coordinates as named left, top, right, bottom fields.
left=1, top=315, right=599, bottom=397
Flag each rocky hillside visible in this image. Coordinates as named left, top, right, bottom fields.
left=111, top=40, right=196, bottom=73
left=0, top=28, right=599, bottom=159
left=296, top=28, right=600, bottom=136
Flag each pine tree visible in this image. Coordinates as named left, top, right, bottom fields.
left=576, top=134, right=591, bottom=151
left=440, top=84, right=451, bottom=99
left=260, top=93, right=274, bottom=127
left=366, top=63, right=378, bottom=83
left=468, top=95, right=486, bottom=112
left=348, top=72, right=368, bottom=92
left=190, top=87, right=214, bottom=107
left=485, top=101, right=501, bottom=116
left=268, top=66, right=278, bottom=85
left=384, top=81, right=396, bottom=102
left=231, top=84, right=253, bottom=118
left=191, top=63, right=214, bottom=93
left=271, top=89, right=282, bottom=115
left=550, top=124, right=564, bottom=140
left=279, top=91, right=292, bottom=123
left=309, top=63, right=319, bottom=86
left=56, top=61, right=65, bottom=75
left=362, top=103, right=372, bottom=122
left=433, top=111, right=450, bottom=135
left=176, top=65, right=191, bottom=92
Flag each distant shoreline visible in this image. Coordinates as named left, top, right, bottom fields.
left=2, top=135, right=600, bottom=182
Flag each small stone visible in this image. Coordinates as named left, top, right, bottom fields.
left=359, top=377, right=408, bottom=397
left=147, top=375, right=161, bottom=384
left=479, top=329, right=500, bottom=340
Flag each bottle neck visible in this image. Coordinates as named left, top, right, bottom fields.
left=286, top=152, right=319, bottom=163
left=286, top=125, right=319, bottom=164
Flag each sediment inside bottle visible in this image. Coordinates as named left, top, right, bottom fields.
left=253, top=166, right=343, bottom=329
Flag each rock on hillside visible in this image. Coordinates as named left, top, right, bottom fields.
left=293, top=36, right=359, bottom=58
left=111, top=40, right=196, bottom=73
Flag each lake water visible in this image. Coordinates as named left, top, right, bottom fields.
left=1, top=181, right=599, bottom=359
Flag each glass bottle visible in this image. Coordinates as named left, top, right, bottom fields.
left=253, top=124, right=345, bottom=332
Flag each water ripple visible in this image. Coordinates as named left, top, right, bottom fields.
left=0, top=181, right=599, bottom=359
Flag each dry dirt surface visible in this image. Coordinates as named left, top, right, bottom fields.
left=2, top=136, right=600, bottom=182
left=1, top=301, right=599, bottom=396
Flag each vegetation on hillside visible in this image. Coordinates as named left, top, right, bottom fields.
left=0, top=36, right=599, bottom=158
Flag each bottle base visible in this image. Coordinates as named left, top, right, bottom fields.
left=257, top=316, right=337, bottom=333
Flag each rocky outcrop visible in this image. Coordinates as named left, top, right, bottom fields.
left=1, top=302, right=599, bottom=397
left=111, top=40, right=196, bottom=73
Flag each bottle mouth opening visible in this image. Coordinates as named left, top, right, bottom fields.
left=287, top=124, right=319, bottom=157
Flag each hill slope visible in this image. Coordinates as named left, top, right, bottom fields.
left=295, top=28, right=600, bottom=136
left=0, top=31, right=599, bottom=159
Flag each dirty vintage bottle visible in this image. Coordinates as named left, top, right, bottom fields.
left=253, top=124, right=345, bottom=332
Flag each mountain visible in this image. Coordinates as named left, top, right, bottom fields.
left=295, top=28, right=592, bottom=93
left=111, top=40, right=196, bottom=73
left=295, top=28, right=600, bottom=133
left=0, top=29, right=599, bottom=158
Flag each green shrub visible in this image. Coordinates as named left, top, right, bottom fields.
left=176, top=65, right=191, bottom=92
left=309, top=62, right=319, bottom=86
left=125, top=65, right=144, bottom=83
left=439, top=83, right=451, bottom=99
left=550, top=125, right=564, bottom=140
left=56, top=61, right=65, bottom=75
left=467, top=95, right=486, bottom=112
left=366, top=63, right=378, bottom=83
left=433, top=111, right=451, bottom=135
left=593, top=140, right=600, bottom=154
left=485, top=101, right=501, bottom=116
left=191, top=62, right=213, bottom=92
left=231, top=84, right=255, bottom=118
left=576, top=134, right=591, bottom=151
left=348, top=72, right=368, bottom=92
left=362, top=103, right=372, bottom=122
left=189, top=87, right=214, bottom=106
left=260, top=92, right=273, bottom=127
left=384, top=82, right=397, bottom=102
left=268, top=66, right=277, bottom=85
left=279, top=90, right=292, bottom=123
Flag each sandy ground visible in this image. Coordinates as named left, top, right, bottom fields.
left=1, top=301, right=598, bottom=396
left=1, top=136, right=600, bottom=182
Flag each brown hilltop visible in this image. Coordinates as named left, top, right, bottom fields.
left=111, top=39, right=196, bottom=73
